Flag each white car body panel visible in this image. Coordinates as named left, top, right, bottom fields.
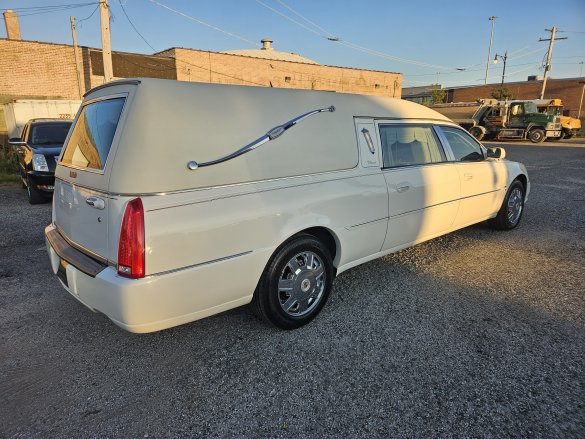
left=46, top=78, right=530, bottom=332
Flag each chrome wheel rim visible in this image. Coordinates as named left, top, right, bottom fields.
left=507, top=187, right=523, bottom=225
left=278, top=251, right=325, bottom=317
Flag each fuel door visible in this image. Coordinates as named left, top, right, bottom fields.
left=355, top=119, right=381, bottom=168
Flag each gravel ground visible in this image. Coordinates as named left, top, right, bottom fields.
left=1, top=141, right=584, bottom=438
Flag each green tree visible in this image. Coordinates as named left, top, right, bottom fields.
left=430, top=86, right=446, bottom=104
left=491, top=87, right=512, bottom=100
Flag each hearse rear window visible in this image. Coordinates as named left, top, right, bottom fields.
left=61, top=97, right=125, bottom=171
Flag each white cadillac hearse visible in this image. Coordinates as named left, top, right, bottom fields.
left=45, top=78, right=529, bottom=333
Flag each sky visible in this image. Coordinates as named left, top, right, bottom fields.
left=1, top=0, right=584, bottom=88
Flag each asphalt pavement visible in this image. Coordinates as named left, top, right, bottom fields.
left=0, top=140, right=584, bottom=438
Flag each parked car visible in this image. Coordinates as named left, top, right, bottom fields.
left=9, top=118, right=73, bottom=204
left=45, top=78, right=529, bottom=333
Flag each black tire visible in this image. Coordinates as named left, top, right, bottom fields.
left=252, top=234, right=334, bottom=329
left=27, top=178, right=47, bottom=204
left=469, top=126, right=485, bottom=141
left=528, top=128, right=546, bottom=143
left=488, top=180, right=525, bottom=230
left=564, top=132, right=574, bottom=140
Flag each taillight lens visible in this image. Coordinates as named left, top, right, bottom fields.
left=117, top=198, right=145, bottom=278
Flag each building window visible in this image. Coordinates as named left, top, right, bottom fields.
left=284, top=76, right=291, bottom=83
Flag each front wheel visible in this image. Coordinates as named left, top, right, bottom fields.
left=252, top=234, right=334, bottom=329
left=489, top=180, right=525, bottom=230
left=528, top=128, right=546, bottom=143
left=469, top=126, right=485, bottom=141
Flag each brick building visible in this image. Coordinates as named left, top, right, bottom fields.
left=1, top=30, right=401, bottom=145
left=1, top=11, right=401, bottom=145
left=0, top=38, right=402, bottom=100
left=404, top=78, right=584, bottom=117
left=444, top=78, right=585, bottom=119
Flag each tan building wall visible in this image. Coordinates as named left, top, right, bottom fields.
left=0, top=39, right=81, bottom=100
left=162, top=48, right=402, bottom=97
left=0, top=38, right=401, bottom=147
left=1, top=38, right=401, bottom=103
left=446, top=78, right=585, bottom=118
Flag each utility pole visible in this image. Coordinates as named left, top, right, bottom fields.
left=70, top=16, right=84, bottom=98
left=484, top=16, right=497, bottom=85
left=99, top=0, right=113, bottom=82
left=578, top=81, right=585, bottom=119
left=539, top=26, right=567, bottom=99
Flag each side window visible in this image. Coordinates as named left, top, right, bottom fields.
left=379, top=125, right=446, bottom=168
left=440, top=126, right=484, bottom=161
left=510, top=104, right=523, bottom=116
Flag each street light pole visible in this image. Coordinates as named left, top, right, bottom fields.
left=494, top=51, right=508, bottom=87
left=484, top=16, right=497, bottom=85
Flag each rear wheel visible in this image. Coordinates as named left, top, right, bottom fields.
left=26, top=177, right=47, bottom=204
left=252, top=234, right=334, bottom=329
left=528, top=128, right=546, bottom=143
left=564, top=132, right=574, bottom=140
left=489, top=180, right=525, bottom=230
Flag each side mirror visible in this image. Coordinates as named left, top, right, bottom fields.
left=8, top=137, right=25, bottom=146
left=487, top=147, right=506, bottom=159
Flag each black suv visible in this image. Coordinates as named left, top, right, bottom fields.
left=9, top=119, right=72, bottom=204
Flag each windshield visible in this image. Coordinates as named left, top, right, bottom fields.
left=30, top=123, right=72, bottom=145
left=524, top=102, right=538, bottom=114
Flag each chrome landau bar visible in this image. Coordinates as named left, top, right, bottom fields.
left=187, top=106, right=336, bottom=170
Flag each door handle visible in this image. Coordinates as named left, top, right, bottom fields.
left=464, top=173, right=473, bottom=181
left=396, top=185, right=410, bottom=193
left=86, top=196, right=105, bottom=210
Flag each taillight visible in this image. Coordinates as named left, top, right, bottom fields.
left=117, top=198, right=145, bottom=278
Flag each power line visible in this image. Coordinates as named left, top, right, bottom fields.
left=255, top=0, right=454, bottom=71
left=275, top=0, right=335, bottom=38
left=508, top=47, right=545, bottom=61
left=1, top=2, right=95, bottom=11
left=1, top=3, right=95, bottom=18
left=148, top=0, right=258, bottom=47
left=76, top=4, right=99, bottom=26
left=117, top=0, right=156, bottom=52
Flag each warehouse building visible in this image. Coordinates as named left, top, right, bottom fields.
left=1, top=10, right=401, bottom=145
left=403, top=77, right=585, bottom=119
left=0, top=12, right=401, bottom=101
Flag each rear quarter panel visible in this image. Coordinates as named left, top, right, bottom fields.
left=140, top=170, right=388, bottom=280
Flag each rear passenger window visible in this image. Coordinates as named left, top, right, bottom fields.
left=61, top=97, right=125, bottom=171
left=440, top=126, right=484, bottom=161
left=379, top=125, right=446, bottom=168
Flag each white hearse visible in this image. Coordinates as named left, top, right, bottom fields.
left=45, top=78, right=529, bottom=333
